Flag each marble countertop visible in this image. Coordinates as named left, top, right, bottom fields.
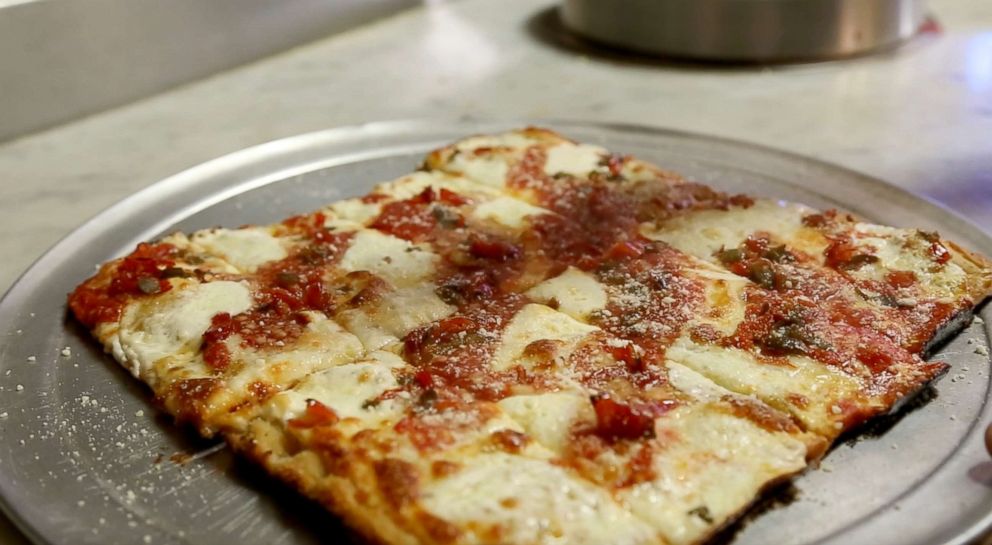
left=0, top=0, right=990, bottom=542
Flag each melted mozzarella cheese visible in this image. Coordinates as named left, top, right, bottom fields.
left=376, top=171, right=502, bottom=201
left=471, top=196, right=550, bottom=229
left=619, top=406, right=807, bottom=545
left=440, top=132, right=567, bottom=188
left=666, top=362, right=732, bottom=403
left=640, top=200, right=823, bottom=261
left=447, top=154, right=509, bottom=188
left=849, top=223, right=966, bottom=298
left=666, top=334, right=864, bottom=436
left=525, top=267, right=607, bottom=320
left=421, top=453, right=655, bottom=545
left=191, top=227, right=287, bottom=272
left=497, top=392, right=593, bottom=454
left=339, top=229, right=438, bottom=288
left=226, top=312, right=364, bottom=391
left=114, top=281, right=252, bottom=380
left=695, top=272, right=748, bottom=336
left=543, top=143, right=607, bottom=177
left=373, top=171, right=440, bottom=200
left=268, top=351, right=405, bottom=428
left=327, top=198, right=382, bottom=225
left=337, top=284, right=454, bottom=351
left=491, top=304, right=599, bottom=371
left=454, top=133, right=537, bottom=152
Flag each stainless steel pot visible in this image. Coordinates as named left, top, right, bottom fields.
left=560, top=0, right=926, bottom=62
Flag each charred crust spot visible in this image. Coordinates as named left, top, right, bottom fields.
left=688, top=506, right=714, bottom=524
left=522, top=339, right=561, bottom=360
left=431, top=460, right=461, bottom=478
left=374, top=458, right=420, bottom=509
left=416, top=511, right=462, bottom=543
left=338, top=271, right=389, bottom=308
left=310, top=427, right=350, bottom=476
left=786, top=393, right=810, bottom=410
left=490, top=429, right=530, bottom=453
left=247, top=381, right=275, bottom=402
left=165, top=378, right=221, bottom=427
left=499, top=497, right=519, bottom=509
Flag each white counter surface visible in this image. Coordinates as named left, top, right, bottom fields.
left=0, top=0, right=990, bottom=542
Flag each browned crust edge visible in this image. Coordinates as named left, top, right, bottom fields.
left=946, top=239, right=992, bottom=303
left=226, top=420, right=423, bottom=545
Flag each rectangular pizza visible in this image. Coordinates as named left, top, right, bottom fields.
left=68, top=128, right=992, bottom=545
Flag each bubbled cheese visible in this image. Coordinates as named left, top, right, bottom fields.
left=339, top=229, right=438, bottom=288
left=497, top=392, right=593, bottom=454
left=543, top=143, right=607, bottom=177
left=471, top=196, right=550, bottom=229
left=268, top=351, right=406, bottom=428
left=491, top=304, right=599, bottom=371
left=525, top=267, right=607, bottom=320
left=337, top=284, right=454, bottom=351
left=421, top=453, right=656, bottom=545
left=620, top=406, right=807, bottom=545
left=191, top=228, right=288, bottom=272
left=114, top=281, right=253, bottom=380
left=640, top=199, right=822, bottom=262
left=327, top=198, right=382, bottom=225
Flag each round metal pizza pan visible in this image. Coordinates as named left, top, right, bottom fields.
left=0, top=120, right=989, bottom=545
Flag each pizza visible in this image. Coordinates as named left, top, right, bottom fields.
left=68, top=128, right=992, bottom=545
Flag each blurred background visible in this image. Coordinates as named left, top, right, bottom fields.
left=0, top=0, right=990, bottom=543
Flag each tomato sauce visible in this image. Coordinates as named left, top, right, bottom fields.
left=199, top=224, right=354, bottom=371
left=382, top=150, right=710, bottom=452
left=394, top=402, right=499, bottom=452
left=68, top=242, right=179, bottom=327
left=713, top=232, right=948, bottom=400
left=590, top=395, right=658, bottom=440
left=370, top=187, right=469, bottom=242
